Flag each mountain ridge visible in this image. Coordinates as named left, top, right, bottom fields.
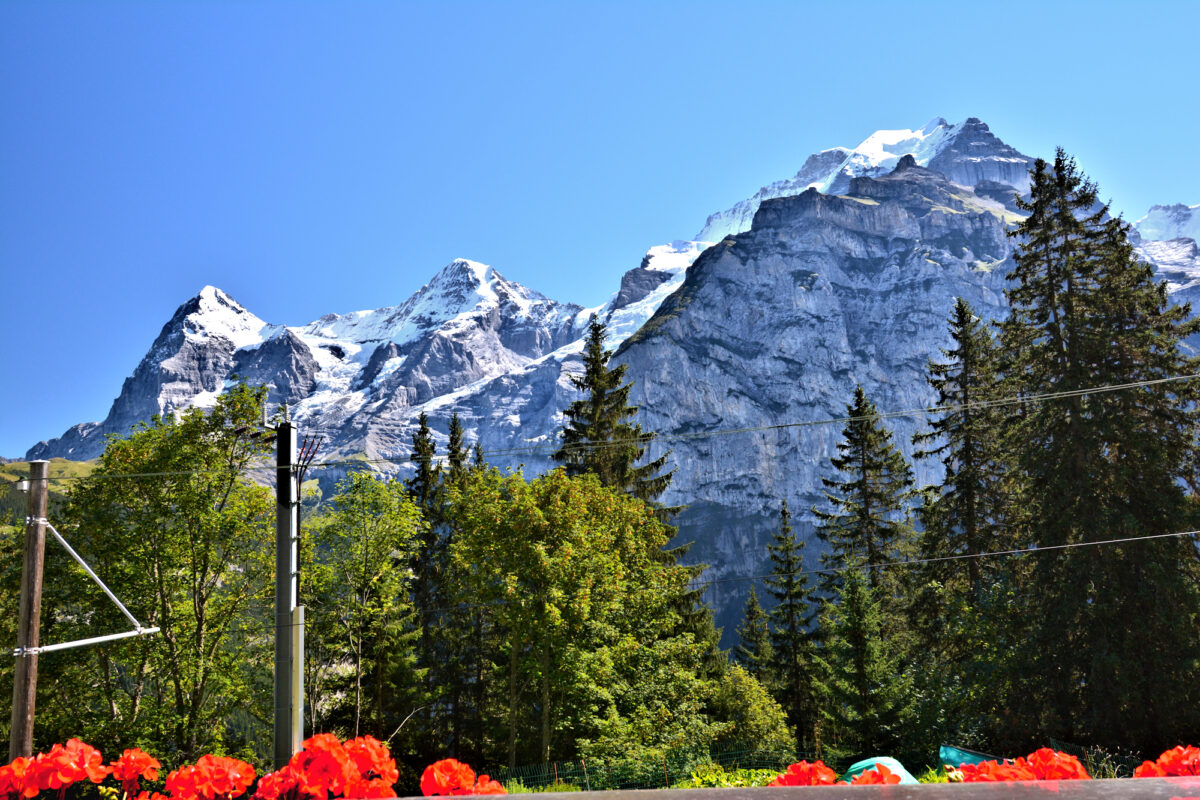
left=25, top=117, right=1200, bottom=637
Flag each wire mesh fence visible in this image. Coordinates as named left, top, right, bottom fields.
left=490, top=744, right=820, bottom=792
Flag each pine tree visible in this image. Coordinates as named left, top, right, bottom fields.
left=734, top=587, right=775, bottom=686
left=906, top=302, right=1017, bottom=749
left=554, top=314, right=673, bottom=504
left=446, top=412, right=469, bottom=484
left=406, top=411, right=440, bottom=516
left=913, top=299, right=1007, bottom=603
left=814, top=387, right=915, bottom=594
left=814, top=568, right=912, bottom=763
left=998, top=149, right=1200, bottom=750
left=763, top=501, right=817, bottom=750
left=405, top=411, right=442, bottom=733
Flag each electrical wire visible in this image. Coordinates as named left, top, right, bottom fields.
left=308, top=371, right=1200, bottom=469
left=398, top=526, right=1200, bottom=618
left=15, top=371, right=1200, bottom=482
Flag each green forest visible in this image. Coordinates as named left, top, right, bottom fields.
left=3, top=151, right=1200, bottom=790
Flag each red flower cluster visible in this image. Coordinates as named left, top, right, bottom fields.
left=957, top=760, right=1037, bottom=782
left=850, top=764, right=901, bottom=785
left=0, top=739, right=112, bottom=800
left=253, top=734, right=398, bottom=800
left=1134, top=745, right=1200, bottom=778
left=110, top=749, right=161, bottom=800
left=165, top=755, right=256, bottom=800
left=957, top=748, right=1090, bottom=782
left=767, top=761, right=841, bottom=787
left=419, top=760, right=504, bottom=796
left=0, top=757, right=35, bottom=800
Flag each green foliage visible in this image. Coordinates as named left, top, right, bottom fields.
left=733, top=587, right=773, bottom=684
left=913, top=298, right=1008, bottom=604
left=304, top=471, right=424, bottom=740
left=996, top=150, right=1200, bottom=751
left=446, top=468, right=704, bottom=767
left=534, top=781, right=580, bottom=793
left=673, top=764, right=780, bottom=788
left=44, top=385, right=275, bottom=764
left=706, top=665, right=791, bottom=751
left=915, top=765, right=949, bottom=783
left=814, top=386, right=915, bottom=596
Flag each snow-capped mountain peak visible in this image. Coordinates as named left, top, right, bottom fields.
left=1136, top=203, right=1200, bottom=243
left=178, top=285, right=272, bottom=349
left=832, top=117, right=957, bottom=189
left=696, top=116, right=1031, bottom=241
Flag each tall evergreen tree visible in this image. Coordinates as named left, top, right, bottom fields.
left=405, top=411, right=442, bottom=737
left=814, top=568, right=913, bottom=763
left=913, top=298, right=1007, bottom=603
left=446, top=412, right=469, bottom=484
left=734, top=587, right=775, bottom=686
left=763, top=501, right=817, bottom=750
left=406, top=412, right=440, bottom=516
left=906, top=303, right=1017, bottom=751
left=814, top=387, right=915, bottom=594
left=998, top=149, right=1200, bottom=750
left=554, top=314, right=673, bottom=504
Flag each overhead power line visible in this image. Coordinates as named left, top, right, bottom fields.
left=15, top=371, right=1200, bottom=483
left=411, top=526, right=1200, bottom=618
left=309, top=371, right=1200, bottom=470
left=698, top=528, right=1200, bottom=589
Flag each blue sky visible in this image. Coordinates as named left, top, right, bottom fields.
left=2, top=0, right=1198, bottom=457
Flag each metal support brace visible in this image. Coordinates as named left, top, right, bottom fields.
left=10, top=521, right=159, bottom=657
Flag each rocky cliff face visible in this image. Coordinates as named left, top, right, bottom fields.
left=26, top=117, right=1200, bottom=639
left=616, top=157, right=1014, bottom=630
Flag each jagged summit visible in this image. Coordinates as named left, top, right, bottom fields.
left=696, top=116, right=1034, bottom=241
left=167, top=285, right=271, bottom=349
left=1136, top=203, right=1200, bottom=243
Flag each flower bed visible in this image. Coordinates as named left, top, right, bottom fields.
left=3, top=743, right=1198, bottom=799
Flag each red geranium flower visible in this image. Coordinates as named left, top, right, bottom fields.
left=1134, top=745, right=1200, bottom=778
left=0, top=757, right=34, bottom=800
left=469, top=777, right=504, bottom=796
left=343, top=778, right=397, bottom=799
left=30, top=739, right=111, bottom=798
left=420, top=760, right=505, bottom=796
left=958, top=760, right=1038, bottom=782
left=850, top=764, right=900, bottom=785
left=288, top=741, right=353, bottom=800
left=767, top=761, right=841, bottom=787
left=110, top=748, right=162, bottom=800
left=167, top=756, right=255, bottom=800
left=344, top=737, right=398, bottom=786
left=252, top=765, right=311, bottom=800
left=1022, top=748, right=1090, bottom=780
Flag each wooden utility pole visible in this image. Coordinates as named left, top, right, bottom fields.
left=10, top=460, right=48, bottom=760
